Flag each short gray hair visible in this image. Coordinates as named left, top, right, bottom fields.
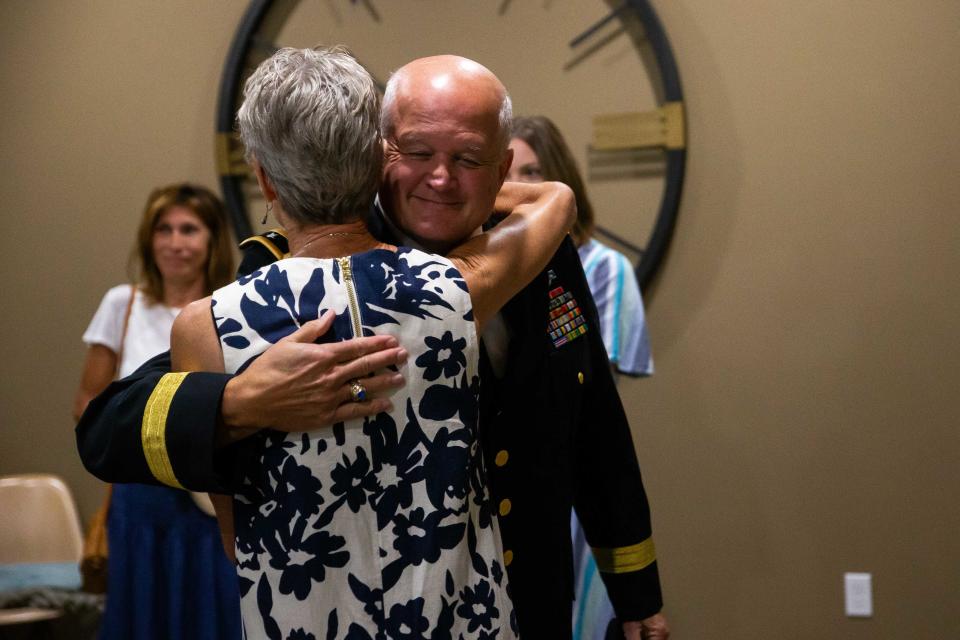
left=380, top=73, right=514, bottom=155
left=237, top=46, right=382, bottom=225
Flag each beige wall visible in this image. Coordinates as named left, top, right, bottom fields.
left=0, top=0, right=245, bottom=517
left=1, top=1, right=957, bottom=637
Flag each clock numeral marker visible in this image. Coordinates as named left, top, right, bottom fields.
left=592, top=103, right=685, bottom=151
left=216, top=132, right=254, bottom=178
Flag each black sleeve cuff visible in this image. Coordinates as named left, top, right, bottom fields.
left=601, top=561, right=664, bottom=622
left=163, top=372, right=234, bottom=492
left=76, top=352, right=170, bottom=485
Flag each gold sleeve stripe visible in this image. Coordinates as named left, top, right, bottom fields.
left=239, top=234, right=287, bottom=261
left=141, top=372, right=187, bottom=489
left=592, top=538, right=656, bottom=574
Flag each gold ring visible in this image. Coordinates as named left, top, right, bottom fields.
left=349, top=380, right=367, bottom=403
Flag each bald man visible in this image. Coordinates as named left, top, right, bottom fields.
left=78, top=54, right=668, bottom=639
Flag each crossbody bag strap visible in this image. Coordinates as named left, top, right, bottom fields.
left=114, top=285, right=136, bottom=378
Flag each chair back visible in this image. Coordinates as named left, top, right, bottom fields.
left=0, top=474, right=84, bottom=563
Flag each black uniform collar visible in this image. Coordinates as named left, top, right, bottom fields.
left=366, top=197, right=410, bottom=247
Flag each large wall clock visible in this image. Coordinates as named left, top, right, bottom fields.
left=215, top=0, right=685, bottom=291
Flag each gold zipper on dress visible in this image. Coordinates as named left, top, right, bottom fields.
left=337, top=256, right=362, bottom=337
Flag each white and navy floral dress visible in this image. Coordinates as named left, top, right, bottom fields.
left=212, top=248, right=518, bottom=640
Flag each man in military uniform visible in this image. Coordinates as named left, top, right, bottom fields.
left=77, top=55, right=669, bottom=639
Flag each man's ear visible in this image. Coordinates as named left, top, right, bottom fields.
left=252, top=159, right=278, bottom=203
left=497, top=148, right=514, bottom=186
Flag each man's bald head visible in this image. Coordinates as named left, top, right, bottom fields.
left=378, top=55, right=516, bottom=252
left=381, top=55, right=513, bottom=155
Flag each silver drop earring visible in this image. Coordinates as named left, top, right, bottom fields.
left=261, top=201, right=273, bottom=225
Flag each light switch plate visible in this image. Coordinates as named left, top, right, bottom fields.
left=844, top=572, right=873, bottom=617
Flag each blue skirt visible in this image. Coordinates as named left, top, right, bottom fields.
left=99, top=484, right=241, bottom=640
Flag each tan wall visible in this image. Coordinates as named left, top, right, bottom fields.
left=0, top=0, right=246, bottom=518
left=1, top=1, right=957, bottom=637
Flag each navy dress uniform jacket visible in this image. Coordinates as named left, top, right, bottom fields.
left=75, top=226, right=663, bottom=636
left=478, top=236, right=662, bottom=634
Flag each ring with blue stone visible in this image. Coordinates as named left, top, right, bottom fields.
left=349, top=379, right=367, bottom=403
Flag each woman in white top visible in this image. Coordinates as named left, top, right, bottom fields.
left=74, top=184, right=235, bottom=407
left=74, top=184, right=241, bottom=640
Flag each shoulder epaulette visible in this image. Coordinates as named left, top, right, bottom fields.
left=239, top=228, right=290, bottom=260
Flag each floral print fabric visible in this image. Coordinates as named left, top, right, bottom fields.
left=212, top=248, right=517, bottom=639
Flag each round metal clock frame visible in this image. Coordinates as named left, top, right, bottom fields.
left=215, top=0, right=685, bottom=291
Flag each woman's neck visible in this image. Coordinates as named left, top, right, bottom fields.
left=287, top=218, right=387, bottom=258
left=162, top=277, right=206, bottom=308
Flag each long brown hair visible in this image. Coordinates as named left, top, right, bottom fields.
left=130, top=183, right=234, bottom=304
left=511, top=115, right=595, bottom=246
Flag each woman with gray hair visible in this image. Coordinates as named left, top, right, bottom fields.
left=171, top=46, right=574, bottom=638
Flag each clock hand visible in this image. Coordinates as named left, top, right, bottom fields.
left=564, top=1, right=638, bottom=71
left=563, top=28, right=625, bottom=72
left=569, top=1, right=630, bottom=48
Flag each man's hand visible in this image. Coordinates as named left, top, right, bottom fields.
left=220, top=310, right=406, bottom=436
left=623, top=613, right=670, bottom=640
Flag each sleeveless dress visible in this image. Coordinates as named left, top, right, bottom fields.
left=212, top=248, right=518, bottom=639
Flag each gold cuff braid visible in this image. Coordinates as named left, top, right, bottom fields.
left=141, top=372, right=187, bottom=489
left=592, top=538, right=657, bottom=574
